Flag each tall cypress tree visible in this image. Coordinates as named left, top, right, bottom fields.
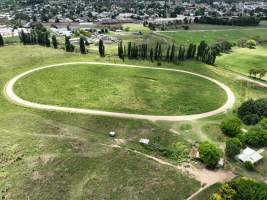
left=158, top=44, right=162, bottom=61
left=52, top=35, right=58, bottom=49
left=118, top=41, right=123, bottom=59
left=0, top=34, right=4, bottom=47
left=170, top=44, right=175, bottom=62
left=150, top=48, right=154, bottom=62
left=165, top=45, right=170, bottom=61
left=127, top=42, right=132, bottom=59
left=79, top=37, right=86, bottom=54
left=154, top=43, right=159, bottom=61
left=45, top=32, right=51, bottom=47
left=65, top=36, right=74, bottom=52
left=99, top=39, right=105, bottom=57
left=197, top=41, right=208, bottom=60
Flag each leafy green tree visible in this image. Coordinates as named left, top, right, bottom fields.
left=210, top=177, right=267, bottom=200
left=244, top=161, right=254, bottom=171
left=225, top=138, right=242, bottom=158
left=241, top=118, right=267, bottom=147
left=219, top=184, right=237, bottom=199
left=199, top=141, right=221, bottom=168
left=246, top=39, right=257, bottom=49
left=237, top=98, right=267, bottom=125
left=230, top=177, right=267, bottom=199
left=220, top=117, right=242, bottom=137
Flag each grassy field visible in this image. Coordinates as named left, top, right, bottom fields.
left=164, top=20, right=267, bottom=31
left=160, top=28, right=267, bottom=45
left=1, top=44, right=267, bottom=199
left=14, top=63, right=227, bottom=115
left=122, top=23, right=150, bottom=32
left=0, top=45, right=202, bottom=200
left=216, top=45, right=267, bottom=80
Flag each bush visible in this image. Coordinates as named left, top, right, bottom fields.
left=237, top=98, right=267, bottom=125
left=242, top=118, right=267, bottom=147
left=244, top=161, right=254, bottom=171
left=230, top=177, right=267, bottom=199
left=225, top=138, right=242, bottom=158
left=246, top=39, right=257, bottom=49
left=220, top=117, right=242, bottom=137
left=210, top=177, right=267, bottom=200
left=199, top=141, right=221, bottom=168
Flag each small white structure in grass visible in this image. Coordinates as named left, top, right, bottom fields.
left=195, top=151, right=200, bottom=159
left=109, top=131, right=116, bottom=137
left=139, top=138, right=150, bottom=145
left=236, top=147, right=263, bottom=164
left=217, top=158, right=224, bottom=167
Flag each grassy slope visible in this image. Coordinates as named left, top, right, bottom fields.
left=161, top=28, right=267, bottom=45
left=0, top=45, right=201, bottom=200
left=1, top=44, right=267, bottom=199
left=14, top=63, right=226, bottom=115
left=216, top=45, right=267, bottom=80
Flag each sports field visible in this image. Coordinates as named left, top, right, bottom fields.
left=160, top=28, right=267, bottom=45
left=14, top=63, right=227, bottom=115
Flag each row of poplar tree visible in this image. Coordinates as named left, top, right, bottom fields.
left=19, top=29, right=105, bottom=57
left=64, top=37, right=105, bottom=57
left=19, top=29, right=58, bottom=49
left=118, top=41, right=216, bottom=65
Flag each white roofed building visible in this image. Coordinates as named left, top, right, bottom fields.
left=236, top=147, right=263, bottom=164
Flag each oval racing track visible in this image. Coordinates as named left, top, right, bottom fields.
left=4, top=62, right=235, bottom=122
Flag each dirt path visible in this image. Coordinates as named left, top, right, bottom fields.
left=4, top=62, right=235, bottom=122
left=237, top=76, right=267, bottom=88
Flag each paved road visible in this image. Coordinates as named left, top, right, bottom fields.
left=5, top=62, right=235, bottom=122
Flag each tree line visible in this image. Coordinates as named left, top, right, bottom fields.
left=19, top=28, right=106, bottom=57
left=249, top=68, right=266, bottom=79
left=118, top=40, right=217, bottom=65
left=196, top=16, right=261, bottom=26
left=19, top=28, right=52, bottom=47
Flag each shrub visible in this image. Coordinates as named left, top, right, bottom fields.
left=199, top=141, right=221, bottom=168
left=210, top=177, right=267, bottom=200
left=242, top=118, right=267, bottom=147
left=220, top=117, right=242, bottom=137
left=237, top=98, right=267, bottom=125
left=244, top=161, right=254, bottom=171
left=246, top=39, right=257, bottom=49
left=225, top=138, right=242, bottom=158
left=230, top=177, right=267, bottom=199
